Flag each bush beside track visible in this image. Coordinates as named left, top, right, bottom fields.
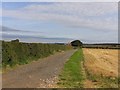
left=2, top=41, right=71, bottom=68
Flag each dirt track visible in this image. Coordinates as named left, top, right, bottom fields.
left=2, top=50, right=76, bottom=88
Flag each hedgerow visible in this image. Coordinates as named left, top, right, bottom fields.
left=2, top=41, right=71, bottom=68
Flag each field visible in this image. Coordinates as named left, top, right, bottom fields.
left=57, top=48, right=119, bottom=88
left=83, top=48, right=119, bottom=88
left=2, top=41, right=119, bottom=88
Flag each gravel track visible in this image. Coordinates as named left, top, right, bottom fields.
left=2, top=50, right=76, bottom=88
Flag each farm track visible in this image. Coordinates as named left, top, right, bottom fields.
left=2, top=50, right=76, bottom=88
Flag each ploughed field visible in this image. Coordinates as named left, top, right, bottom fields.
left=83, top=48, right=119, bottom=88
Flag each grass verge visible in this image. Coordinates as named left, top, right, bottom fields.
left=57, top=48, right=84, bottom=88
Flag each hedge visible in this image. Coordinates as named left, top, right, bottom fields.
left=2, top=41, right=71, bottom=68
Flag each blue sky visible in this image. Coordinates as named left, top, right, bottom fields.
left=1, top=2, right=118, bottom=43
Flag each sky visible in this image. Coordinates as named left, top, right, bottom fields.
left=0, top=2, right=118, bottom=43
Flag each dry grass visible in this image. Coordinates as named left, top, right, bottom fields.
left=83, top=48, right=118, bottom=77
left=83, top=48, right=119, bottom=88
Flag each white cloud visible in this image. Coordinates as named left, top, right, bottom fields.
left=2, top=2, right=118, bottom=31
left=24, top=2, right=117, bottom=16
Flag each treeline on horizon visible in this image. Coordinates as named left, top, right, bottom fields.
left=2, top=40, right=72, bottom=68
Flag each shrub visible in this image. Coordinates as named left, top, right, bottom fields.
left=2, top=41, right=71, bottom=68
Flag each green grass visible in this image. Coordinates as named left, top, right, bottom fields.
left=57, top=48, right=84, bottom=88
